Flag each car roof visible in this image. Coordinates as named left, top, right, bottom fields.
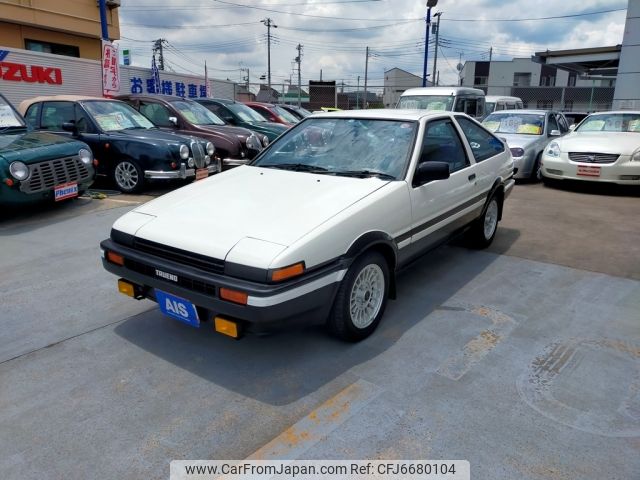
left=401, top=86, right=485, bottom=97
left=245, top=101, right=276, bottom=107
left=119, top=94, right=194, bottom=102
left=485, top=96, right=522, bottom=102
left=308, top=109, right=460, bottom=121
left=18, top=95, right=114, bottom=114
left=486, top=109, right=552, bottom=115
left=585, top=110, right=640, bottom=115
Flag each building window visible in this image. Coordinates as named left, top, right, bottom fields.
left=540, top=76, right=556, bottom=86
left=25, top=39, right=80, bottom=58
left=474, top=76, right=488, bottom=86
left=537, top=100, right=553, bottom=109
left=513, top=72, right=531, bottom=87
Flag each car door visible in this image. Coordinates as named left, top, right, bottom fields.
left=405, top=116, right=478, bottom=256
left=455, top=115, right=507, bottom=195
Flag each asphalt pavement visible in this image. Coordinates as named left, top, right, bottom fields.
left=0, top=182, right=638, bottom=480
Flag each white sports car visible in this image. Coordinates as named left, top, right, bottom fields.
left=541, top=111, right=640, bottom=185
left=101, top=110, right=514, bottom=341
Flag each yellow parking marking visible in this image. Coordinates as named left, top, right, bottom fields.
left=247, top=379, right=381, bottom=460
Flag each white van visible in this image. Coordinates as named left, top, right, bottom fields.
left=397, top=87, right=486, bottom=119
left=484, top=96, right=524, bottom=115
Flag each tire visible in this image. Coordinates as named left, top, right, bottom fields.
left=467, top=194, right=500, bottom=249
left=327, top=251, right=390, bottom=342
left=113, top=160, right=144, bottom=193
left=530, top=152, right=542, bottom=181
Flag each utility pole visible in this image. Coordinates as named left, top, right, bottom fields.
left=431, top=12, right=442, bottom=86
left=422, top=0, right=438, bottom=87
left=295, top=43, right=303, bottom=107
left=489, top=46, right=493, bottom=62
left=356, top=75, right=360, bottom=109
left=261, top=18, right=277, bottom=95
left=153, top=39, right=165, bottom=70
left=98, top=0, right=108, bottom=40
left=364, top=46, right=369, bottom=109
left=241, top=67, right=250, bottom=91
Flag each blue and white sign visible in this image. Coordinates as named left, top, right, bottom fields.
left=156, top=290, right=200, bottom=327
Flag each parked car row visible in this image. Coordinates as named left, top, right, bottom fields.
left=0, top=94, right=302, bottom=205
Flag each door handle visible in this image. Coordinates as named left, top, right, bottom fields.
left=468, top=173, right=476, bottom=181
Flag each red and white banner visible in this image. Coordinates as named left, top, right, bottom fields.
left=102, top=40, right=120, bottom=96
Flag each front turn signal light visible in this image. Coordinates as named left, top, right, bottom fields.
left=270, top=262, right=305, bottom=282
left=107, top=251, right=125, bottom=266
left=219, top=288, right=248, bottom=305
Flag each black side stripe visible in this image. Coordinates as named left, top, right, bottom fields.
left=395, top=191, right=488, bottom=243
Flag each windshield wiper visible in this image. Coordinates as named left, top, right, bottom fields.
left=0, top=125, right=27, bottom=133
left=331, top=169, right=396, bottom=180
left=258, top=163, right=329, bottom=173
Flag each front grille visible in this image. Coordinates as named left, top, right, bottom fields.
left=20, top=156, right=91, bottom=194
left=191, top=141, right=205, bottom=168
left=568, top=152, right=619, bottom=164
left=125, top=258, right=217, bottom=296
left=132, top=237, right=225, bottom=275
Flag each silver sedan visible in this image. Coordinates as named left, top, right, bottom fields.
left=482, top=110, right=570, bottom=180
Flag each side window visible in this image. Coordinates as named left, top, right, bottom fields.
left=506, top=102, right=516, bottom=110
left=456, top=116, right=505, bottom=162
left=24, top=103, right=40, bottom=128
left=41, top=102, right=74, bottom=130
left=139, top=102, right=174, bottom=127
left=465, top=99, right=478, bottom=116
left=74, top=104, right=94, bottom=133
left=547, top=114, right=559, bottom=134
left=453, top=98, right=465, bottom=113
left=496, top=102, right=504, bottom=111
left=516, top=101, right=524, bottom=109
left=417, top=119, right=469, bottom=175
left=557, top=114, right=569, bottom=133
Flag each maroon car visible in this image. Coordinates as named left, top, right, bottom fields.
left=119, top=94, right=269, bottom=170
left=244, top=101, right=300, bottom=127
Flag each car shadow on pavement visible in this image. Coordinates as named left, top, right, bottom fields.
left=544, top=179, right=640, bottom=197
left=114, top=237, right=517, bottom=406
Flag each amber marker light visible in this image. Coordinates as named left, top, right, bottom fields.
left=219, top=288, right=248, bottom=305
left=106, top=251, right=125, bottom=266
left=270, top=262, right=305, bottom=282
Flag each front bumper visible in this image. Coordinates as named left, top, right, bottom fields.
left=145, top=163, right=218, bottom=180
left=100, top=239, right=344, bottom=331
left=542, top=153, right=640, bottom=185
left=512, top=152, right=536, bottom=179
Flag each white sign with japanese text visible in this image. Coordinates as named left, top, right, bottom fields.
left=102, top=40, right=120, bottom=96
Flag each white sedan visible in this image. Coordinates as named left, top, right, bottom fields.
left=101, top=110, right=514, bottom=341
left=541, top=111, right=640, bottom=185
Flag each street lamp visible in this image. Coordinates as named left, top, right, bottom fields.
left=422, top=0, right=438, bottom=87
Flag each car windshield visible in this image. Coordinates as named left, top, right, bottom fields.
left=273, top=105, right=300, bottom=124
left=482, top=113, right=545, bottom=135
left=84, top=100, right=155, bottom=131
left=252, top=118, right=417, bottom=180
left=0, top=96, right=26, bottom=129
left=576, top=113, right=640, bottom=133
left=227, top=103, right=269, bottom=123
left=397, top=95, right=455, bottom=111
left=172, top=100, right=225, bottom=126
left=292, top=106, right=312, bottom=117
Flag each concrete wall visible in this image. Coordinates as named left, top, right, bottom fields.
left=383, top=69, right=423, bottom=108
left=613, top=0, right=640, bottom=109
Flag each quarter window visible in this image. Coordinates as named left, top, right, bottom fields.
left=418, top=119, right=469, bottom=174
left=456, top=116, right=505, bottom=162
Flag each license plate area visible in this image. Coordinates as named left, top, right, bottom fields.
left=577, top=165, right=601, bottom=177
left=156, top=290, right=200, bottom=327
left=54, top=182, right=78, bottom=201
left=195, top=168, right=208, bottom=180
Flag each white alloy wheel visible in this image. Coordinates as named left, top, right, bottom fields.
left=349, top=264, right=385, bottom=329
left=483, top=198, right=499, bottom=240
left=114, top=161, right=140, bottom=192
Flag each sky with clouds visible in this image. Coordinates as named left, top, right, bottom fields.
left=116, top=0, right=629, bottom=90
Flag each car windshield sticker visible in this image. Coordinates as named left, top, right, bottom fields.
left=181, top=110, right=198, bottom=124
left=517, top=124, right=542, bottom=135
left=94, top=113, right=132, bottom=131
left=581, top=119, right=605, bottom=131
left=483, top=121, right=500, bottom=132
left=499, top=116, right=522, bottom=133
left=0, top=105, right=22, bottom=127
left=629, top=120, right=640, bottom=132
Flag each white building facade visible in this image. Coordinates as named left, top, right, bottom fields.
left=382, top=68, right=424, bottom=108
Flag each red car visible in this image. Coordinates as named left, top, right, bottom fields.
left=244, top=102, right=300, bottom=127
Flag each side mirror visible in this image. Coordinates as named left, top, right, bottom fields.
left=168, top=116, right=178, bottom=127
left=569, top=124, right=576, bottom=131
left=413, top=161, right=450, bottom=187
left=62, top=121, right=77, bottom=134
left=549, top=129, right=561, bottom=137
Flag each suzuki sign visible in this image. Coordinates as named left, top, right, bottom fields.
left=0, top=50, right=63, bottom=85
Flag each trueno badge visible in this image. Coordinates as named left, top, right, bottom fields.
left=155, top=269, right=178, bottom=282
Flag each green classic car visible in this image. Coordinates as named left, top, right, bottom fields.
left=0, top=94, right=95, bottom=206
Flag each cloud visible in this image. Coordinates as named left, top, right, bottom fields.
left=116, top=0, right=628, bottom=90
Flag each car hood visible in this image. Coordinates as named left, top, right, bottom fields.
left=127, top=166, right=390, bottom=260
left=104, top=128, right=196, bottom=147
left=557, top=132, right=640, bottom=154
left=0, top=131, right=86, bottom=163
left=196, top=124, right=255, bottom=141
left=498, top=133, right=544, bottom=149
